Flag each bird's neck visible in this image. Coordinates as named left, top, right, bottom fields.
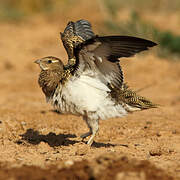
left=38, top=69, right=64, bottom=98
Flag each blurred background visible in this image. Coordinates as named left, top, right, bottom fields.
left=1, top=0, right=180, bottom=60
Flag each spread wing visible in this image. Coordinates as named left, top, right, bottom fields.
left=74, top=36, right=157, bottom=88
left=60, top=19, right=95, bottom=60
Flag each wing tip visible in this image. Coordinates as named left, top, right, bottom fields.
left=146, top=40, right=158, bottom=48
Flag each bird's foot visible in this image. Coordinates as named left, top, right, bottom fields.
left=87, top=134, right=95, bottom=146
left=82, top=116, right=99, bottom=146
left=81, top=132, right=96, bottom=146
left=80, top=131, right=92, bottom=140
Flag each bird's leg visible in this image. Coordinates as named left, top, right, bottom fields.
left=80, top=116, right=92, bottom=140
left=86, top=117, right=99, bottom=146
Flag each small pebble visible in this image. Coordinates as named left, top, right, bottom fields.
left=21, top=121, right=26, bottom=126
left=64, top=160, right=74, bottom=167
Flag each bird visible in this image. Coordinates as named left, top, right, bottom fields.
left=35, top=19, right=157, bottom=146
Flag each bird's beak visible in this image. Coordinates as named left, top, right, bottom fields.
left=34, top=59, right=41, bottom=64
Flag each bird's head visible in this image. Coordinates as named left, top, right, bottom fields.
left=34, top=56, right=64, bottom=71
left=34, top=56, right=65, bottom=98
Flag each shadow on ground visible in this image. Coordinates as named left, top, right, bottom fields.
left=91, top=141, right=116, bottom=148
left=91, top=141, right=129, bottom=148
left=18, top=128, right=78, bottom=147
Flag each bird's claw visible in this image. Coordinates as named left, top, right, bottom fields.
left=80, top=131, right=92, bottom=140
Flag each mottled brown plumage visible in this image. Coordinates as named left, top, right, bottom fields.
left=110, top=84, right=157, bottom=111
left=60, top=20, right=95, bottom=66
left=35, top=20, right=157, bottom=146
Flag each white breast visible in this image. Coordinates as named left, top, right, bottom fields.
left=52, top=71, right=127, bottom=120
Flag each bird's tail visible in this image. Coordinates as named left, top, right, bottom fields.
left=112, top=83, right=158, bottom=111
left=122, top=83, right=158, bottom=109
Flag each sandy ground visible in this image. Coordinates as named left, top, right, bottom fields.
left=0, top=15, right=180, bottom=179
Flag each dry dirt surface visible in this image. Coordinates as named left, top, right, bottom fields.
left=0, top=18, right=180, bottom=180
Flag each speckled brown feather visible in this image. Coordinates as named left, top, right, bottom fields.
left=110, top=83, right=157, bottom=110
left=38, top=70, right=63, bottom=98
left=60, top=20, right=95, bottom=66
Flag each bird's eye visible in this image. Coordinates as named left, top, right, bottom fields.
left=47, top=60, right=52, bottom=64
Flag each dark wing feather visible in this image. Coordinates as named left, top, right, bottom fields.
left=92, top=36, right=157, bottom=59
left=61, top=20, right=95, bottom=60
left=73, top=20, right=95, bottom=41
left=76, top=35, right=157, bottom=88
